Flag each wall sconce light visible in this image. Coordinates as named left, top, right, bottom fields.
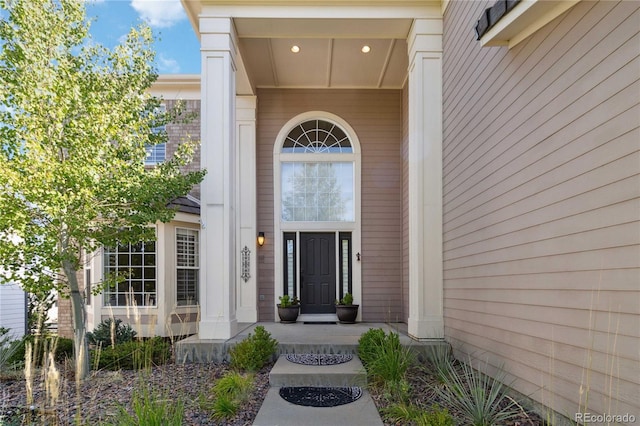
left=257, top=232, right=265, bottom=247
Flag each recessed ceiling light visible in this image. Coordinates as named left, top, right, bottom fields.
left=361, top=45, right=371, bottom=53
left=291, top=45, right=300, bottom=53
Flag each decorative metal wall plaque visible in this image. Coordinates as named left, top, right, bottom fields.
left=241, top=246, right=251, bottom=282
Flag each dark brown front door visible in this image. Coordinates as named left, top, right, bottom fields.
left=300, top=233, right=336, bottom=314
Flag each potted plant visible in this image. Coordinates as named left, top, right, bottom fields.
left=335, top=292, right=359, bottom=324
left=277, top=295, right=300, bottom=323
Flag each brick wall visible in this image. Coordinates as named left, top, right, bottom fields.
left=56, top=297, right=73, bottom=338
left=166, top=99, right=202, bottom=200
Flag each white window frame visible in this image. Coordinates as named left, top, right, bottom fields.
left=145, top=104, right=167, bottom=165
left=145, top=143, right=166, bottom=165
left=103, top=236, right=157, bottom=307
left=176, top=227, right=199, bottom=306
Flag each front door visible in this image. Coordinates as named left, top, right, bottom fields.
left=300, top=233, right=336, bottom=314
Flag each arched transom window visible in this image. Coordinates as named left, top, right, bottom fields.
left=280, top=118, right=356, bottom=222
left=282, top=119, right=353, bottom=153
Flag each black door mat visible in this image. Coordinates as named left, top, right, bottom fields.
left=279, top=386, right=363, bottom=407
left=285, top=353, right=353, bottom=366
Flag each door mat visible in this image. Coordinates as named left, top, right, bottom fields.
left=279, top=386, right=363, bottom=407
left=285, top=353, right=353, bottom=365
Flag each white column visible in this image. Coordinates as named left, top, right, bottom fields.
left=235, top=96, right=258, bottom=323
left=198, top=17, right=238, bottom=339
left=407, top=18, right=444, bottom=340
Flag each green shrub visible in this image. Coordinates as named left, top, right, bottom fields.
left=6, top=335, right=74, bottom=367
left=54, top=337, right=74, bottom=363
left=435, top=357, right=520, bottom=426
left=420, top=405, right=455, bottom=426
left=384, top=403, right=454, bottom=426
left=211, top=394, right=238, bottom=420
left=425, top=344, right=453, bottom=384
left=357, top=328, right=386, bottom=369
left=278, top=294, right=299, bottom=307
left=207, top=371, right=254, bottom=420
left=360, top=330, right=414, bottom=386
left=383, top=402, right=421, bottom=424
left=0, top=327, right=22, bottom=373
left=110, top=383, right=184, bottom=426
left=229, top=326, right=277, bottom=372
left=338, top=292, right=353, bottom=305
left=6, top=336, right=25, bottom=365
left=213, top=371, right=254, bottom=401
left=92, top=337, right=170, bottom=371
left=383, top=378, right=412, bottom=404
left=87, top=318, right=137, bottom=347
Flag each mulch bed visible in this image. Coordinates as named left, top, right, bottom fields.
left=1, top=358, right=546, bottom=425
left=369, top=364, right=546, bottom=426
left=0, top=362, right=270, bottom=425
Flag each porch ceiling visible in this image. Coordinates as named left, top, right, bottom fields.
left=236, top=18, right=410, bottom=91
left=180, top=1, right=444, bottom=93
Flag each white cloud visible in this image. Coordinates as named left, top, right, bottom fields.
left=130, top=0, right=185, bottom=28
left=158, top=54, right=180, bottom=73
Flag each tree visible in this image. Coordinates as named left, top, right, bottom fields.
left=0, top=0, right=205, bottom=380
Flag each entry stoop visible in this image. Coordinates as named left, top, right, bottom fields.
left=254, top=353, right=383, bottom=426
left=269, top=354, right=367, bottom=387
left=175, top=322, right=449, bottom=364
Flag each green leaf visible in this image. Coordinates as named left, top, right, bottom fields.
left=0, top=0, right=204, bottom=380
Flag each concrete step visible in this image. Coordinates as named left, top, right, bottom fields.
left=253, top=387, right=383, bottom=426
left=269, top=354, right=367, bottom=387
left=175, top=322, right=449, bottom=364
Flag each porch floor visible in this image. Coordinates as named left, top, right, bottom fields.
left=175, top=322, right=446, bottom=364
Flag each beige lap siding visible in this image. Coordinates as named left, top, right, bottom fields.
left=443, top=0, right=639, bottom=421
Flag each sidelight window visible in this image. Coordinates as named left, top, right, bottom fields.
left=283, top=233, right=297, bottom=297
left=339, top=233, right=352, bottom=299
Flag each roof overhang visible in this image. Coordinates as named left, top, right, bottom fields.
left=180, top=0, right=442, bottom=94
left=479, top=0, right=581, bottom=48
left=150, top=74, right=201, bottom=99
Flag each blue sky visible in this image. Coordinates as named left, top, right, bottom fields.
left=86, top=0, right=200, bottom=74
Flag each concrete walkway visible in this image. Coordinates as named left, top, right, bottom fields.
left=175, top=322, right=447, bottom=425
left=253, top=353, right=382, bottom=426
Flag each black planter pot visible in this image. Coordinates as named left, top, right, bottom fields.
left=277, top=305, right=300, bottom=323
left=335, top=305, right=359, bottom=324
